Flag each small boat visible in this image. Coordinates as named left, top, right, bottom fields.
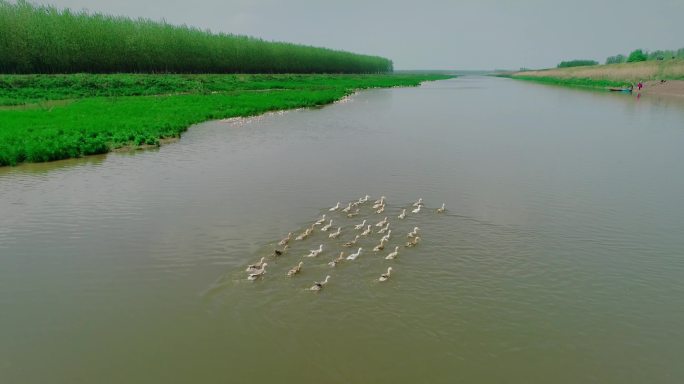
left=608, top=87, right=632, bottom=93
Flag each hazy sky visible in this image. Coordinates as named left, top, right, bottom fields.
left=28, top=0, right=684, bottom=70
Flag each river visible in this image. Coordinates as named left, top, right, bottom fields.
left=1, top=76, right=683, bottom=383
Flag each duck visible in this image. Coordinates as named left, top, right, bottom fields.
left=381, top=230, right=392, bottom=243
left=378, top=267, right=392, bottom=282
left=310, top=275, right=331, bottom=291
left=375, top=217, right=388, bottom=227
left=354, top=219, right=367, bottom=230
left=398, top=209, right=407, bottom=219
left=314, top=214, right=326, bottom=226
left=378, top=223, right=390, bottom=234
left=295, top=226, right=314, bottom=241
left=329, top=202, right=341, bottom=212
left=359, top=195, right=371, bottom=203
left=287, top=261, right=303, bottom=277
left=412, top=198, right=423, bottom=207
left=385, top=246, right=399, bottom=260
left=411, top=205, right=422, bottom=214
left=320, top=219, right=333, bottom=232
left=341, top=202, right=352, bottom=213
left=343, top=235, right=360, bottom=247
left=376, top=205, right=386, bottom=214
left=360, top=225, right=372, bottom=237
left=306, top=244, right=323, bottom=257
left=346, top=209, right=360, bottom=218
left=245, top=257, right=266, bottom=272
left=372, top=196, right=386, bottom=209
left=247, top=263, right=268, bottom=280
left=407, top=226, right=420, bottom=238
left=278, top=232, right=292, bottom=246
left=346, top=247, right=363, bottom=260
left=328, top=252, right=345, bottom=267
left=437, top=203, right=446, bottom=213
left=273, top=244, right=288, bottom=256
left=328, top=227, right=342, bottom=239
left=405, top=236, right=421, bottom=248
left=373, top=238, right=388, bottom=252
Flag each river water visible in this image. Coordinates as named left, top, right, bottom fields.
left=1, top=77, right=683, bottom=383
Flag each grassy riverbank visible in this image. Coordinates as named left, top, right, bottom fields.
left=504, top=60, right=684, bottom=90
left=0, top=74, right=450, bottom=166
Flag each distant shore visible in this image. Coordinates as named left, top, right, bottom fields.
left=502, top=60, right=684, bottom=97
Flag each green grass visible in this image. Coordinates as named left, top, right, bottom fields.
left=0, top=74, right=451, bottom=166
left=0, top=1, right=392, bottom=74
left=505, top=76, right=631, bottom=89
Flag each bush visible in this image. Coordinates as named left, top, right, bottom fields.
left=557, top=60, right=598, bottom=68
left=605, top=55, right=626, bottom=64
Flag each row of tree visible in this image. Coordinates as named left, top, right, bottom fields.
left=0, top=1, right=393, bottom=74
left=605, top=48, right=684, bottom=64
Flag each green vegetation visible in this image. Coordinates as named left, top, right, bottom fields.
left=605, top=54, right=626, bottom=64
left=0, top=1, right=392, bottom=74
left=557, top=60, right=598, bottom=68
left=500, top=75, right=630, bottom=90
left=0, top=74, right=450, bottom=166
left=627, top=49, right=648, bottom=63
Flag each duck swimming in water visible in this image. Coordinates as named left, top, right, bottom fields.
left=378, top=267, right=392, bottom=282
left=346, top=247, right=363, bottom=260
left=341, top=202, right=352, bottom=213
left=246, top=257, right=266, bottom=272
left=328, top=252, right=345, bottom=267
left=385, top=246, right=399, bottom=260
left=287, top=261, right=303, bottom=277
left=381, top=230, right=392, bottom=243
left=378, top=223, right=390, bottom=234
left=328, top=227, right=342, bottom=239
left=310, top=275, right=330, bottom=291
left=373, top=238, right=388, bottom=252
left=413, top=198, right=423, bottom=207
left=398, top=209, right=406, bottom=219
left=247, top=263, right=267, bottom=280
left=408, top=227, right=420, bottom=238
left=278, top=232, right=292, bottom=246
left=314, top=214, right=326, bottom=226
left=405, top=236, right=421, bottom=248
left=411, top=205, right=422, bottom=214
left=437, top=203, right=446, bottom=213
left=329, top=202, right=341, bottom=212
left=354, top=219, right=367, bottom=230
left=306, top=244, right=323, bottom=257
left=376, top=205, right=385, bottom=214
left=347, top=209, right=360, bottom=218
left=321, top=219, right=333, bottom=232
left=361, top=225, right=372, bottom=237
left=375, top=217, right=388, bottom=227
left=343, top=235, right=360, bottom=247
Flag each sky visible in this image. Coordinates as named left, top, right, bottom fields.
left=26, top=0, right=684, bottom=70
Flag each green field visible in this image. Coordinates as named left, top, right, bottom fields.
left=0, top=74, right=451, bottom=166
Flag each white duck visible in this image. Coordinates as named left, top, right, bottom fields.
left=320, top=219, right=333, bottom=232
left=341, top=202, right=352, bottom=213
left=329, top=202, right=341, bottom=212
left=346, top=247, right=363, bottom=260
left=245, top=257, right=266, bottom=272
left=411, top=205, right=422, bottom=214
left=413, top=198, right=423, bottom=207
left=405, top=236, right=421, bottom=248
left=347, top=209, right=360, bottom=218
left=328, top=227, right=342, bottom=239
left=310, top=275, right=331, bottom=291
left=378, top=223, right=390, bottom=234
left=398, top=209, right=406, bottom=219
left=408, top=226, right=420, bottom=238
left=376, top=205, right=386, bottom=214
left=373, top=238, right=388, bottom=252
left=378, top=267, right=392, bottom=282
left=360, top=225, right=372, bottom=237
left=381, top=230, right=392, bottom=243
left=375, top=217, right=388, bottom=227
left=437, top=203, right=446, bottom=213
left=385, top=246, right=399, bottom=260
left=358, top=195, right=371, bottom=204
left=328, top=252, right=345, bottom=267
left=247, top=263, right=268, bottom=280
left=306, top=244, right=323, bottom=257
left=278, top=232, right=292, bottom=246
left=343, top=235, right=360, bottom=247
left=354, top=219, right=367, bottom=230
left=287, top=261, right=303, bottom=277
left=372, top=196, right=386, bottom=209
left=314, top=214, right=326, bottom=226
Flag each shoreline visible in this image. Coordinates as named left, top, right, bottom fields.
left=0, top=74, right=452, bottom=167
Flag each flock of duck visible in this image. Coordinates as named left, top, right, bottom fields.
left=244, top=195, right=446, bottom=292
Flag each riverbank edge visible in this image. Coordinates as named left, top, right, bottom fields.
left=0, top=74, right=452, bottom=167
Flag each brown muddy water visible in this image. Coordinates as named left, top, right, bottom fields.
left=1, top=76, right=683, bottom=383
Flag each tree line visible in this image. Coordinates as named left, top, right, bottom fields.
left=0, top=1, right=393, bottom=74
